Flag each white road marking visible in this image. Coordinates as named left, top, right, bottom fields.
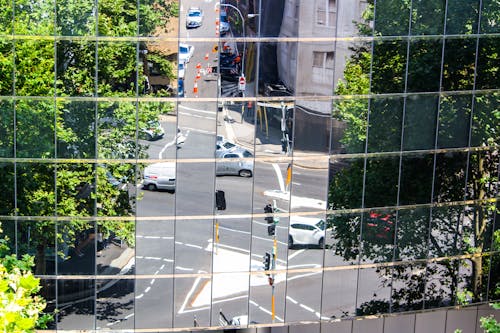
left=125, top=313, right=134, bottom=319
left=287, top=249, right=305, bottom=260
left=218, top=225, right=251, bottom=235
left=179, top=104, right=217, bottom=115
left=180, top=127, right=216, bottom=135
left=145, top=287, right=151, bottom=293
left=179, top=111, right=216, bottom=120
left=272, top=163, right=286, bottom=192
left=176, top=266, right=194, bottom=271
left=135, top=293, right=144, bottom=299
left=159, top=138, right=176, bottom=159
left=150, top=279, right=156, bottom=284
left=300, top=303, right=315, bottom=313
left=179, top=276, right=203, bottom=313
left=185, top=243, right=203, bottom=249
left=286, top=296, right=298, bottom=304
left=292, top=182, right=301, bottom=186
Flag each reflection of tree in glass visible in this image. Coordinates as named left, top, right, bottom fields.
left=329, top=1, right=499, bottom=315
left=0, top=0, right=176, bottom=277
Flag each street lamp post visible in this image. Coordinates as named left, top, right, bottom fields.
left=219, top=4, right=246, bottom=77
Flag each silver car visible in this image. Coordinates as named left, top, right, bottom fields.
left=143, top=162, right=176, bottom=191
left=216, top=147, right=253, bottom=177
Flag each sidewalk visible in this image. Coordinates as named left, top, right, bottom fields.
left=220, top=102, right=329, bottom=170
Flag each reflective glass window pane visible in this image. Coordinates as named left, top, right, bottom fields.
left=471, top=92, right=500, bottom=148
left=332, top=98, right=368, bottom=154
left=411, top=0, right=446, bottom=35
left=480, top=0, right=500, bottom=33
left=57, top=279, right=95, bottom=330
left=364, top=156, right=399, bottom=208
left=16, top=100, right=55, bottom=158
left=433, top=152, right=467, bottom=203
left=395, top=208, right=430, bottom=261
left=56, top=0, right=96, bottom=36
left=403, top=94, right=438, bottom=151
left=17, top=163, right=56, bottom=216
left=14, top=40, right=55, bottom=96
left=367, top=97, right=404, bottom=153
left=374, top=0, right=410, bottom=36
left=356, top=267, right=391, bottom=316
left=0, top=40, right=14, bottom=95
left=442, top=38, right=476, bottom=91
left=14, top=0, right=55, bottom=35
left=390, top=263, right=426, bottom=312
left=57, top=221, right=95, bottom=275
left=424, top=260, right=459, bottom=309
left=56, top=101, right=96, bottom=159
left=360, top=209, right=396, bottom=263
left=328, top=158, right=364, bottom=210
left=0, top=164, right=14, bottom=215
left=321, top=269, right=358, bottom=320
left=0, top=100, right=14, bottom=157
left=325, top=213, right=360, bottom=267
left=371, top=41, right=407, bottom=94
left=173, top=276, right=211, bottom=328
left=97, top=1, right=137, bottom=37
left=428, top=206, right=464, bottom=258
left=399, top=154, right=434, bottom=206
left=97, top=220, right=135, bottom=276
left=446, top=0, right=480, bottom=35
left=97, top=42, right=138, bottom=97
left=56, top=41, right=96, bottom=97
left=135, top=277, right=174, bottom=329
left=96, top=279, right=135, bottom=329
left=476, top=37, right=500, bottom=90
left=407, top=39, right=443, bottom=93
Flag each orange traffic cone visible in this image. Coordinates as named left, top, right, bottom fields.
left=193, top=82, right=198, bottom=95
left=196, top=63, right=202, bottom=70
left=195, top=72, right=201, bottom=80
left=204, top=53, right=209, bottom=61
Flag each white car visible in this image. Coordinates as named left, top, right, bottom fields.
left=186, top=7, right=203, bottom=28
left=143, top=162, right=176, bottom=191
left=219, top=10, right=230, bottom=34
left=288, top=217, right=326, bottom=249
left=179, top=43, right=194, bottom=63
left=215, top=147, right=253, bottom=177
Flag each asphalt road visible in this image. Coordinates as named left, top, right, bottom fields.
left=56, top=0, right=339, bottom=329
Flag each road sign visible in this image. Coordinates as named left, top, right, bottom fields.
left=238, top=75, right=246, bottom=91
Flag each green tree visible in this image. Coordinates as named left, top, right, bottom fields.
left=329, top=0, right=499, bottom=315
left=0, top=223, right=52, bottom=332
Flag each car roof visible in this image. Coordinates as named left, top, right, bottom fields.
left=290, top=216, right=324, bottom=226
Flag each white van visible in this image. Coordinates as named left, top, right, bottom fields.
left=143, top=162, right=176, bottom=191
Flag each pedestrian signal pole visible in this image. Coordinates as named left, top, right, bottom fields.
left=215, top=190, right=226, bottom=254
left=264, top=200, right=279, bottom=322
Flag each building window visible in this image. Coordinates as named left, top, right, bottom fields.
left=313, top=51, right=335, bottom=69
left=317, top=0, right=336, bottom=27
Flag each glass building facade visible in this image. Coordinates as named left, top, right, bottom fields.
left=0, top=0, right=498, bottom=332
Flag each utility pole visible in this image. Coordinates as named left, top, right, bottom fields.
left=264, top=200, right=279, bottom=322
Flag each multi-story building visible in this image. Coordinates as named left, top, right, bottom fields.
left=0, top=0, right=498, bottom=332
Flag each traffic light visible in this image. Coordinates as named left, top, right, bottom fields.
left=267, top=224, right=275, bottom=236
left=263, top=252, right=271, bottom=272
left=281, top=138, right=288, bottom=153
left=264, top=204, right=273, bottom=223
left=215, top=190, right=226, bottom=210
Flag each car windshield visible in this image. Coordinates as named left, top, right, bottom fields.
left=220, top=12, right=228, bottom=22
left=179, top=63, right=184, bottom=69
left=189, top=11, right=201, bottom=17
left=222, top=142, right=236, bottom=149
left=242, top=150, right=253, bottom=158
left=316, top=220, right=326, bottom=231
left=180, top=46, right=188, bottom=53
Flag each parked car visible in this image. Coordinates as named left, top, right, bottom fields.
left=139, top=120, right=164, bottom=141
left=288, top=217, right=326, bottom=249
left=179, top=43, right=194, bottom=63
left=186, top=7, right=203, bottom=28
left=219, top=10, right=230, bottom=34
left=143, top=162, right=176, bottom=191
left=178, top=61, right=185, bottom=79
left=216, top=147, right=253, bottom=177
